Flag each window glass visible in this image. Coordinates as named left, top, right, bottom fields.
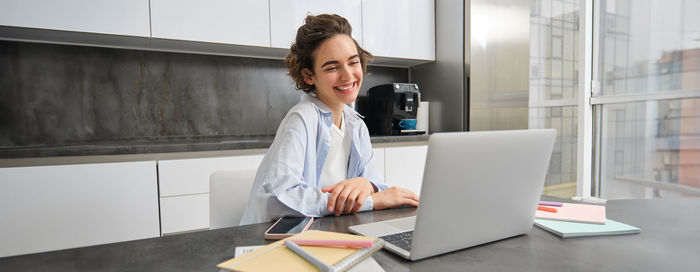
left=530, top=0, right=580, bottom=102
left=598, top=0, right=700, bottom=96
left=599, top=99, right=700, bottom=198
left=596, top=0, right=700, bottom=199
left=529, top=106, right=578, bottom=198
left=530, top=0, right=580, bottom=198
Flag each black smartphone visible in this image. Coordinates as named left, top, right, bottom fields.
left=264, top=216, right=314, bottom=240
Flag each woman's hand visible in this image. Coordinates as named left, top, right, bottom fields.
left=322, top=177, right=374, bottom=216
left=370, top=186, right=420, bottom=210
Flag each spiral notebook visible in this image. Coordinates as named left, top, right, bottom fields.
left=217, top=230, right=383, bottom=272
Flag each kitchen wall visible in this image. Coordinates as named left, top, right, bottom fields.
left=0, top=41, right=407, bottom=157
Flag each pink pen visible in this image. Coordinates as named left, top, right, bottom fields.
left=289, top=239, right=374, bottom=248
left=538, top=201, right=563, bottom=207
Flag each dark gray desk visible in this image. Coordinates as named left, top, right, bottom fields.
left=1, top=198, right=699, bottom=271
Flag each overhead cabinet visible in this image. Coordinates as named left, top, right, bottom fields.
left=362, top=0, right=435, bottom=61
left=0, top=0, right=434, bottom=66
left=0, top=0, right=150, bottom=37
left=150, top=0, right=270, bottom=47
left=269, top=0, right=362, bottom=49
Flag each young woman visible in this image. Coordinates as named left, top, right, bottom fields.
left=240, top=14, right=419, bottom=225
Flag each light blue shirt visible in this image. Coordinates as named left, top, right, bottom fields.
left=240, top=94, right=388, bottom=225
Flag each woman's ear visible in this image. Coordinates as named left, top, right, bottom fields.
left=302, top=68, right=314, bottom=85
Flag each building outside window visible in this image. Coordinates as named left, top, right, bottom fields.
left=595, top=0, right=700, bottom=198
left=530, top=0, right=580, bottom=198
left=529, top=0, right=700, bottom=199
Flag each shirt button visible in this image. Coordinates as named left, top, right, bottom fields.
left=317, top=165, right=321, bottom=169
left=326, top=138, right=330, bottom=143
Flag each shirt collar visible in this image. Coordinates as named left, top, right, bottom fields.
left=301, top=93, right=364, bottom=121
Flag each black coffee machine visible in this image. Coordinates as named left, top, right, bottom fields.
left=357, top=83, right=424, bottom=136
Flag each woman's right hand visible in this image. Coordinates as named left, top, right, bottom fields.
left=370, top=186, right=420, bottom=210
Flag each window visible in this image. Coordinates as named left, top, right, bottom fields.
left=530, top=0, right=700, bottom=199
left=530, top=0, right=580, bottom=198
left=594, top=0, right=700, bottom=198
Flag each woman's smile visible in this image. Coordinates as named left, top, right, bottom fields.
left=334, top=82, right=357, bottom=93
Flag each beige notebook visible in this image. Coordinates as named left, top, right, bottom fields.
left=218, top=230, right=383, bottom=272
left=535, top=203, right=606, bottom=224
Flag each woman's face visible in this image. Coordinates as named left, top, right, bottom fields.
left=304, top=34, right=363, bottom=111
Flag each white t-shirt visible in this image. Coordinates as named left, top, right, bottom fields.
left=319, top=113, right=352, bottom=189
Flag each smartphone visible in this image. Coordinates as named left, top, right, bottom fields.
left=264, top=216, right=314, bottom=240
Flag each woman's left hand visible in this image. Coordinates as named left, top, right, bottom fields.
left=322, top=177, right=375, bottom=216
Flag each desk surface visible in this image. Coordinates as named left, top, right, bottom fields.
left=1, top=198, right=699, bottom=271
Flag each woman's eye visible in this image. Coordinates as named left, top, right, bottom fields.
left=324, top=66, right=337, bottom=72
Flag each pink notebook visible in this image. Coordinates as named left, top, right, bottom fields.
left=535, top=203, right=606, bottom=224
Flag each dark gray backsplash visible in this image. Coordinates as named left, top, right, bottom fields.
left=0, top=41, right=407, bottom=154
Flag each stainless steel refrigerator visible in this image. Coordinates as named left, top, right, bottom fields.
left=412, top=0, right=530, bottom=132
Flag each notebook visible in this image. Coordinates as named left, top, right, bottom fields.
left=535, top=203, right=606, bottom=224
left=217, top=230, right=383, bottom=272
left=349, top=129, right=557, bottom=261
left=534, top=218, right=641, bottom=238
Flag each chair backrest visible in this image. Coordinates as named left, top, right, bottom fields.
left=209, top=169, right=257, bottom=229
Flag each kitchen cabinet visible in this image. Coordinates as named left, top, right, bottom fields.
left=150, top=0, right=270, bottom=47
left=372, top=147, right=386, bottom=182
left=160, top=194, right=209, bottom=235
left=158, top=154, right=264, bottom=235
left=0, top=0, right=150, bottom=37
left=0, top=161, right=159, bottom=258
left=385, top=145, right=428, bottom=196
left=269, top=0, right=362, bottom=49
left=361, top=0, right=435, bottom=61
left=0, top=1, right=435, bottom=67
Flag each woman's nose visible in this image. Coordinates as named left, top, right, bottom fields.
left=339, top=66, right=353, bottom=81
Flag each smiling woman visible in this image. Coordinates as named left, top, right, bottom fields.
left=240, top=14, right=419, bottom=225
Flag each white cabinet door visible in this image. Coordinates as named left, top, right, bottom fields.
left=361, top=0, right=435, bottom=60
left=385, top=145, right=428, bottom=196
left=372, top=147, right=386, bottom=183
left=0, top=0, right=150, bottom=37
left=0, top=161, right=159, bottom=258
left=160, top=194, right=209, bottom=235
left=157, top=154, right=264, bottom=235
left=269, top=0, right=362, bottom=49
left=150, top=0, right=270, bottom=47
left=158, top=154, right=264, bottom=197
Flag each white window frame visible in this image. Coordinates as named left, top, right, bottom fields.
left=576, top=0, right=595, bottom=199
left=577, top=0, right=700, bottom=199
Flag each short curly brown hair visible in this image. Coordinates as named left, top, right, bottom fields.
left=285, top=14, right=373, bottom=94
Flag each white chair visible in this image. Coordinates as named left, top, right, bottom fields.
left=209, top=169, right=257, bottom=229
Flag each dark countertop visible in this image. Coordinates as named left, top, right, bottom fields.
left=0, top=134, right=429, bottom=160
left=1, top=197, right=698, bottom=271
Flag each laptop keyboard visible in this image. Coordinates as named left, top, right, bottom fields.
left=379, top=230, right=414, bottom=252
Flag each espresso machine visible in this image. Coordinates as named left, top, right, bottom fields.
left=357, top=83, right=425, bottom=136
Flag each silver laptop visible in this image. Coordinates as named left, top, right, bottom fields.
left=349, top=129, right=556, bottom=261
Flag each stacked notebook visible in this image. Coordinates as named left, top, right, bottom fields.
left=218, top=230, right=383, bottom=272
left=534, top=202, right=640, bottom=238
